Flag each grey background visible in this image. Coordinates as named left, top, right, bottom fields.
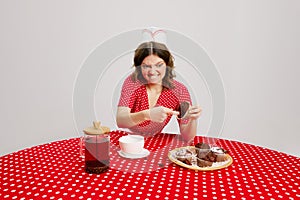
left=0, top=0, right=299, bottom=157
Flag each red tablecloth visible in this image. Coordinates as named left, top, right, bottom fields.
left=1, top=131, right=299, bottom=199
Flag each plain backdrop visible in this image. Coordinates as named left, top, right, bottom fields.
left=0, top=0, right=299, bottom=157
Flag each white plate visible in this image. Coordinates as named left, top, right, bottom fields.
left=168, top=146, right=233, bottom=171
left=118, top=149, right=150, bottom=159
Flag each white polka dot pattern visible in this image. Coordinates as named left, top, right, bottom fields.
left=1, top=131, right=299, bottom=199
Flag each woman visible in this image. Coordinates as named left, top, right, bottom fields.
left=116, top=41, right=202, bottom=141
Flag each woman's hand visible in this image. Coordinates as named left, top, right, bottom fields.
left=184, top=105, right=202, bottom=120
left=179, top=105, right=202, bottom=142
left=149, top=106, right=179, bottom=123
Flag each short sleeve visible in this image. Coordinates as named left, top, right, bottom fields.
left=118, top=75, right=142, bottom=109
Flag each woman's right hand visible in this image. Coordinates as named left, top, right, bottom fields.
left=149, top=106, right=179, bottom=123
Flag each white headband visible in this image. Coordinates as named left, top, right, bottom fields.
left=141, top=27, right=167, bottom=45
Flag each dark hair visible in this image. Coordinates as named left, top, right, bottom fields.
left=131, top=41, right=175, bottom=89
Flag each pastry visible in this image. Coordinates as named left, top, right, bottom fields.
left=177, top=101, right=190, bottom=118
left=173, top=143, right=230, bottom=168
left=196, top=157, right=213, bottom=167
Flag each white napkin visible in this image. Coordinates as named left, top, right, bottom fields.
left=161, top=115, right=180, bottom=134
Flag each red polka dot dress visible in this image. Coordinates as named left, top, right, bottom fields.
left=118, top=75, right=192, bottom=134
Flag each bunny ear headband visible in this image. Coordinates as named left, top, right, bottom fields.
left=141, top=27, right=167, bottom=45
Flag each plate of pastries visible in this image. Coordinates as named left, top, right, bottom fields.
left=168, top=142, right=233, bottom=171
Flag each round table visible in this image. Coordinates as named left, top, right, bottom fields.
left=1, top=131, right=299, bottom=199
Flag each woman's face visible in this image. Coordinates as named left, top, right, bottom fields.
left=141, top=54, right=166, bottom=85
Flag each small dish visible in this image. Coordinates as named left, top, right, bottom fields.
left=118, top=148, right=150, bottom=159
left=168, top=146, right=233, bottom=171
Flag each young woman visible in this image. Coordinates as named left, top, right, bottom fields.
left=116, top=41, right=202, bottom=141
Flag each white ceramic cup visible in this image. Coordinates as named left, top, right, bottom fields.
left=119, top=135, right=144, bottom=154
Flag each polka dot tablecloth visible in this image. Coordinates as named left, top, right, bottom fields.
left=1, top=131, right=299, bottom=200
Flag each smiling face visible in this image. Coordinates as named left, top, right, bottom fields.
left=141, top=54, right=167, bottom=85
left=132, top=41, right=175, bottom=89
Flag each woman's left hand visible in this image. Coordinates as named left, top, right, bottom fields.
left=185, top=105, right=202, bottom=120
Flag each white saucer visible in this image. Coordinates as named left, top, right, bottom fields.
left=118, top=149, right=150, bottom=159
